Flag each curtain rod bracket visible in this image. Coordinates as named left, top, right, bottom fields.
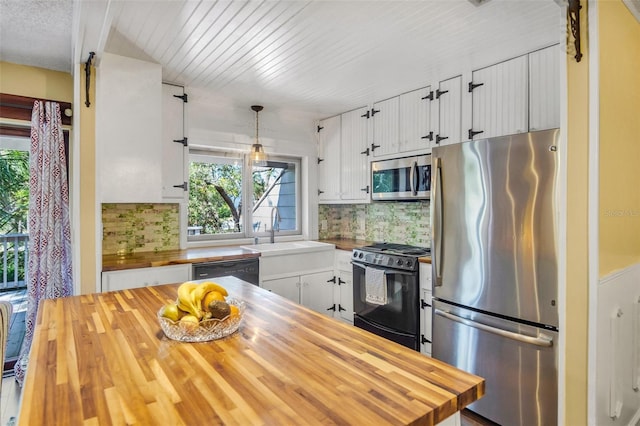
left=84, top=52, right=95, bottom=107
left=567, top=0, right=582, bottom=62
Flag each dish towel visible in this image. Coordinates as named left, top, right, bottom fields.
left=365, top=266, right=387, bottom=305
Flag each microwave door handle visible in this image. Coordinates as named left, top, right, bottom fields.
left=411, top=161, right=418, bottom=196
left=433, top=157, right=443, bottom=286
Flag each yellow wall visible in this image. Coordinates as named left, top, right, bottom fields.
left=0, top=61, right=97, bottom=295
left=598, top=1, right=640, bottom=275
left=0, top=61, right=73, bottom=102
left=564, top=2, right=590, bottom=425
left=79, top=64, right=97, bottom=295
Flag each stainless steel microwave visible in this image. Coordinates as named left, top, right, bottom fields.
left=371, top=154, right=431, bottom=201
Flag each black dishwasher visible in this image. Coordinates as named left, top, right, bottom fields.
left=192, top=258, right=259, bottom=285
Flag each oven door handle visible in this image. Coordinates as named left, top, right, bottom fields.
left=352, top=262, right=416, bottom=276
left=434, top=309, right=554, bottom=347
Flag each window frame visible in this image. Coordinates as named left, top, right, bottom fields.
left=186, top=148, right=302, bottom=243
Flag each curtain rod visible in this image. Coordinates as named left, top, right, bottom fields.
left=0, top=93, right=72, bottom=126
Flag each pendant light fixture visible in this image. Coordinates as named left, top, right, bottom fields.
left=250, top=105, right=267, bottom=165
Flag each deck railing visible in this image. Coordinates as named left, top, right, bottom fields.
left=0, top=233, right=28, bottom=291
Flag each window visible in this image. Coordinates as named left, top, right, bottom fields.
left=188, top=149, right=300, bottom=242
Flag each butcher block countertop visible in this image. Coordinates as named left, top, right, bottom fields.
left=20, top=277, right=483, bottom=425
left=102, top=246, right=260, bottom=272
left=103, top=239, right=430, bottom=272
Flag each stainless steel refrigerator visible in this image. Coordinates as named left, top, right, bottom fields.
left=431, top=129, right=559, bottom=426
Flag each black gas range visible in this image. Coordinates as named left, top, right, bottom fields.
left=351, top=242, right=430, bottom=350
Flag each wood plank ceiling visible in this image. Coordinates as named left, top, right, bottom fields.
left=86, top=1, right=564, bottom=118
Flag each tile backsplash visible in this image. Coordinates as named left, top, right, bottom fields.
left=319, top=202, right=431, bottom=247
left=102, top=203, right=180, bottom=255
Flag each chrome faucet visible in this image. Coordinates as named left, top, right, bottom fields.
left=270, top=207, right=281, bottom=243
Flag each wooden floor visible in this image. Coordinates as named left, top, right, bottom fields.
left=461, top=408, right=500, bottom=426
left=0, top=376, right=20, bottom=426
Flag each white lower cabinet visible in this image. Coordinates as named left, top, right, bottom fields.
left=334, top=250, right=354, bottom=323
left=420, top=289, right=433, bottom=356
left=260, top=249, right=354, bottom=323
left=259, top=248, right=335, bottom=314
left=301, top=271, right=337, bottom=314
left=419, top=262, right=433, bottom=356
left=261, top=276, right=301, bottom=303
left=102, top=264, right=191, bottom=292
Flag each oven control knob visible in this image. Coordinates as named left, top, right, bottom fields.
left=396, top=259, right=403, bottom=266
left=358, top=252, right=364, bottom=259
left=406, top=260, right=413, bottom=268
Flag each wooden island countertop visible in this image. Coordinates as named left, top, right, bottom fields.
left=20, top=277, right=482, bottom=425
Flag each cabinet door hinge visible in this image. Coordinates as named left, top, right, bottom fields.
left=421, top=132, right=434, bottom=141
left=173, top=93, right=188, bottom=103
left=468, top=129, right=484, bottom=139
left=173, top=137, right=188, bottom=146
left=173, top=182, right=188, bottom=191
left=468, top=82, right=484, bottom=93
left=435, top=89, right=449, bottom=99
left=421, top=91, right=434, bottom=101
left=435, top=135, right=448, bottom=144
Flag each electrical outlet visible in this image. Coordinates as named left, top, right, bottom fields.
left=320, top=220, right=328, bottom=231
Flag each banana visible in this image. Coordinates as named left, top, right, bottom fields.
left=176, top=282, right=201, bottom=319
left=197, top=281, right=228, bottom=297
left=190, top=282, right=216, bottom=308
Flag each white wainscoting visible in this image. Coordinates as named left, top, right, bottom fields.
left=596, top=262, right=640, bottom=426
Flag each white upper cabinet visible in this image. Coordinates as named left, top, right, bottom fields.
left=435, top=75, right=463, bottom=147
left=340, top=107, right=370, bottom=201
left=97, top=53, right=163, bottom=203
left=317, top=114, right=341, bottom=202
left=162, top=84, right=187, bottom=199
left=371, top=96, right=399, bottom=157
left=529, top=44, right=560, bottom=131
left=318, top=108, right=370, bottom=204
left=469, top=55, right=529, bottom=140
left=399, top=86, right=435, bottom=152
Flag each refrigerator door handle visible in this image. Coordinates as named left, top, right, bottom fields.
left=432, top=157, right=443, bottom=286
left=434, top=309, right=554, bottom=347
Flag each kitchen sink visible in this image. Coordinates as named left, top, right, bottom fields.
left=240, top=241, right=334, bottom=257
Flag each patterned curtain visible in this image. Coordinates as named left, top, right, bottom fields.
left=14, top=101, right=73, bottom=385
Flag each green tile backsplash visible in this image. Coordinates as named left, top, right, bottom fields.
left=319, top=202, right=431, bottom=247
left=102, top=203, right=180, bottom=255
